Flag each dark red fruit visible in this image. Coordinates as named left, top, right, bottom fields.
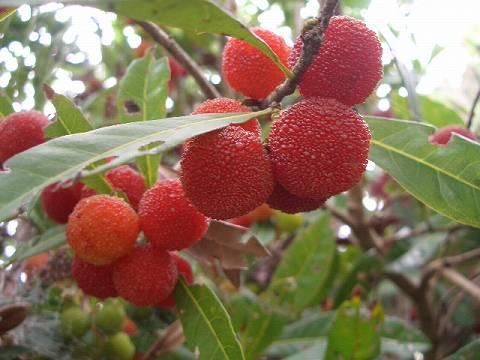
left=0, top=111, right=49, bottom=169
left=267, top=182, right=326, bottom=214
left=429, top=125, right=476, bottom=145
left=181, top=126, right=274, bottom=219
left=157, top=253, right=194, bottom=310
left=268, top=97, right=371, bottom=199
left=113, top=246, right=178, bottom=306
left=72, top=256, right=117, bottom=299
left=41, top=182, right=83, bottom=224
left=138, top=179, right=208, bottom=251
left=289, top=16, right=383, bottom=106
left=222, top=28, right=291, bottom=100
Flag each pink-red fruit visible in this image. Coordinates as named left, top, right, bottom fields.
left=0, top=111, right=49, bottom=169
left=429, top=125, right=476, bottom=145
left=41, top=182, right=83, bottom=224
left=289, top=16, right=382, bottom=106
left=157, top=253, right=194, bottom=310
left=268, top=97, right=371, bottom=200
left=138, top=179, right=208, bottom=251
left=222, top=28, right=291, bottom=100
left=267, top=182, right=326, bottom=214
left=67, top=195, right=139, bottom=265
left=71, top=256, right=117, bottom=299
left=113, top=246, right=178, bottom=306
left=181, top=126, right=274, bottom=219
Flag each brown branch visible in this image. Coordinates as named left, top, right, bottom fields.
left=323, top=203, right=355, bottom=227
left=137, top=21, right=221, bottom=99
left=259, top=0, right=339, bottom=108
left=384, top=224, right=463, bottom=245
left=467, top=85, right=480, bottom=129
left=143, top=320, right=184, bottom=360
left=439, top=268, right=480, bottom=303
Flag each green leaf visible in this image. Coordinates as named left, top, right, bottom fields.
left=392, top=93, right=464, bottom=127
left=118, top=54, right=170, bottom=186
left=325, top=300, right=381, bottom=360
left=270, top=213, right=337, bottom=312
left=43, top=88, right=114, bottom=196
left=7, top=226, right=65, bottom=265
left=381, top=317, right=430, bottom=358
left=0, top=94, right=13, bottom=117
left=0, top=109, right=270, bottom=222
left=285, top=343, right=327, bottom=360
left=0, top=7, right=16, bottom=23
left=113, top=0, right=291, bottom=77
left=334, top=251, right=383, bottom=308
left=175, top=281, right=245, bottom=360
left=446, top=339, right=480, bottom=359
left=367, top=117, right=480, bottom=229
left=267, top=312, right=334, bottom=358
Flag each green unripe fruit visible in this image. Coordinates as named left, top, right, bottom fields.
left=60, top=307, right=90, bottom=338
left=95, top=301, right=125, bottom=335
left=274, top=211, right=303, bottom=233
left=106, top=332, right=135, bottom=360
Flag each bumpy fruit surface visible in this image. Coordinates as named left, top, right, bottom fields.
left=139, top=179, right=208, bottom=250
left=60, top=307, right=90, bottom=338
left=268, top=97, right=371, bottom=199
left=267, top=182, right=326, bottom=214
left=113, top=246, right=178, bottom=306
left=192, top=98, right=260, bottom=134
left=94, top=300, right=125, bottom=335
left=181, top=126, right=274, bottom=219
left=157, top=253, right=194, bottom=310
left=106, top=332, right=135, bottom=360
left=67, top=195, right=139, bottom=265
left=72, top=256, right=117, bottom=299
left=0, top=111, right=49, bottom=169
left=41, top=182, right=83, bottom=224
left=429, top=125, right=476, bottom=145
left=82, top=165, right=146, bottom=210
left=289, top=16, right=382, bottom=106
left=222, top=28, right=291, bottom=100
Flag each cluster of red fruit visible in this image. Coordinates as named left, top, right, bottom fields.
left=180, top=16, right=382, bottom=217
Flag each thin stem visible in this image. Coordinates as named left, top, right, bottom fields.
left=137, top=21, right=221, bottom=99
left=467, top=86, right=480, bottom=129
left=439, top=268, right=480, bottom=303
left=259, top=0, right=339, bottom=108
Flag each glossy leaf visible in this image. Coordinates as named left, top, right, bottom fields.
left=270, top=213, right=337, bottom=312
left=118, top=54, right=170, bottom=187
left=0, top=109, right=271, bottom=221
left=325, top=300, right=381, bottom=360
left=367, top=117, right=480, bottom=229
left=447, top=339, right=480, bottom=359
left=175, top=281, right=245, bottom=360
left=381, top=317, right=430, bottom=358
left=0, top=94, right=13, bottom=117
left=0, top=7, right=15, bottom=22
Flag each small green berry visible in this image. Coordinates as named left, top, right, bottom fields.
left=95, top=300, right=125, bottom=335
left=60, top=307, right=90, bottom=338
left=106, top=332, right=135, bottom=360
left=274, top=211, right=303, bottom=233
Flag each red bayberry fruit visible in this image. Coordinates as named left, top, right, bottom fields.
left=71, top=256, right=117, bottom=299
left=429, top=125, right=476, bottom=145
left=192, top=98, right=260, bottom=134
left=0, top=111, right=49, bottom=169
left=67, top=195, right=139, bottom=266
left=267, top=182, right=326, bottom=214
left=157, top=253, right=194, bottom=310
left=268, top=97, right=371, bottom=199
left=138, top=179, right=208, bottom=251
left=289, top=16, right=382, bottom=106
left=181, top=126, right=274, bottom=219
left=113, top=246, right=178, bottom=306
left=82, top=165, right=146, bottom=210
left=41, top=182, right=83, bottom=224
left=222, top=28, right=291, bottom=100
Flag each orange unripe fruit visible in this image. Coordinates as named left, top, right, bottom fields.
left=122, top=318, right=139, bottom=337
left=24, top=252, right=50, bottom=276
left=67, top=195, right=139, bottom=266
left=71, top=256, right=118, bottom=299
left=268, top=97, right=371, bottom=199
left=222, top=28, right=291, bottom=100
left=113, top=246, right=178, bottom=306
left=289, top=16, right=382, bottom=106
left=0, top=111, right=49, bottom=169
left=267, top=182, right=326, bottom=214
left=82, top=165, right=146, bottom=210
left=157, top=253, right=194, bottom=310
left=41, top=182, right=83, bottom=224
left=229, top=203, right=274, bottom=227
left=138, top=179, right=208, bottom=251
left=429, top=125, right=476, bottom=145
left=181, top=126, right=274, bottom=219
